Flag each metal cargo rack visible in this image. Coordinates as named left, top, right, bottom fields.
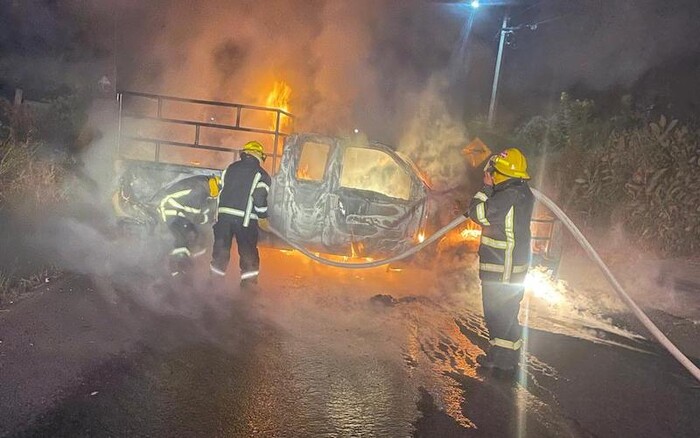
left=116, top=91, right=295, bottom=174
left=530, top=216, right=563, bottom=277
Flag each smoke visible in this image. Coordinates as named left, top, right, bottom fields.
left=397, top=74, right=470, bottom=190
left=113, top=0, right=392, bottom=136
left=5, top=0, right=700, bottom=319
left=6, top=0, right=700, bottom=128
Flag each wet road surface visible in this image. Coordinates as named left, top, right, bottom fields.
left=1, top=249, right=699, bottom=437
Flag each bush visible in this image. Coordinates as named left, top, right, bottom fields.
left=0, top=138, right=69, bottom=307
left=570, top=116, right=700, bottom=256
left=515, top=92, right=613, bottom=156
left=0, top=98, right=36, bottom=142
left=0, top=138, right=69, bottom=210
left=37, top=92, right=91, bottom=149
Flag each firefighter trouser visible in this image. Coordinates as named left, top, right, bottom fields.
left=167, top=217, right=207, bottom=277
left=481, top=282, right=524, bottom=357
left=210, top=216, right=260, bottom=284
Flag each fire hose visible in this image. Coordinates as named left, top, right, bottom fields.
left=268, top=188, right=700, bottom=382
left=269, top=216, right=468, bottom=269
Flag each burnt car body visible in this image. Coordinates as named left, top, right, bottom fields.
left=268, top=133, right=429, bottom=257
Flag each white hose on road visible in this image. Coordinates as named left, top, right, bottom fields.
left=530, top=188, right=700, bottom=383
left=269, top=190, right=700, bottom=382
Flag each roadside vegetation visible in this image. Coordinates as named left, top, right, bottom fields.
left=474, top=93, right=700, bottom=257
left=0, top=98, right=74, bottom=306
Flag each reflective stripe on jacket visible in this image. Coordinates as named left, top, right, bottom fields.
left=466, top=179, right=534, bottom=284
left=217, top=154, right=271, bottom=227
left=157, top=175, right=213, bottom=224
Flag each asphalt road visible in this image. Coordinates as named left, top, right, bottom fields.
left=1, top=249, right=699, bottom=437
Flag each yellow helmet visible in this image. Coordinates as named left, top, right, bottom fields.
left=488, top=148, right=530, bottom=182
left=242, top=140, right=267, bottom=162
left=208, top=175, right=222, bottom=197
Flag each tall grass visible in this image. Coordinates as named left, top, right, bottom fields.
left=0, top=138, right=68, bottom=210
left=0, top=131, right=69, bottom=306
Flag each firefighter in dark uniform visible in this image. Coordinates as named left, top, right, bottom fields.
left=210, top=141, right=271, bottom=287
left=157, top=174, right=220, bottom=278
left=466, top=148, right=534, bottom=372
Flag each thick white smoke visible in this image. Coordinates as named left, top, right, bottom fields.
left=398, top=75, right=470, bottom=190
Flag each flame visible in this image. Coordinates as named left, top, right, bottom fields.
left=280, top=248, right=375, bottom=264
left=417, top=231, right=426, bottom=243
left=350, top=240, right=365, bottom=258
left=265, top=81, right=292, bottom=131
left=296, top=164, right=311, bottom=180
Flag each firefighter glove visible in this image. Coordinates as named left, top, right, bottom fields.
left=258, top=218, right=271, bottom=232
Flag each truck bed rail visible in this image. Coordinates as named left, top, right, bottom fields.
left=117, top=91, right=294, bottom=173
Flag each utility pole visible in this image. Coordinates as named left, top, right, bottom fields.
left=487, top=10, right=510, bottom=128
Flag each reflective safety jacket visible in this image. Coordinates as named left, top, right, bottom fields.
left=466, top=179, right=534, bottom=284
left=157, top=175, right=214, bottom=225
left=217, top=153, right=271, bottom=227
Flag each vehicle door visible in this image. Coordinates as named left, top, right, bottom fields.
left=270, top=134, right=337, bottom=250
left=329, top=144, right=427, bottom=257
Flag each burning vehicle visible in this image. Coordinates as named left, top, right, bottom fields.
left=268, top=133, right=431, bottom=258
left=111, top=90, right=561, bottom=267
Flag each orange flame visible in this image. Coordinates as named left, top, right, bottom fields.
left=266, top=81, right=292, bottom=131
left=350, top=240, right=365, bottom=258
left=296, top=164, right=311, bottom=180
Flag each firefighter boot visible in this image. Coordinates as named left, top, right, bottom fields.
left=476, top=347, right=499, bottom=369
left=476, top=352, right=495, bottom=369
left=477, top=346, right=516, bottom=372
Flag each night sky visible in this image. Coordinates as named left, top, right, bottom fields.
left=1, top=0, right=699, bottom=139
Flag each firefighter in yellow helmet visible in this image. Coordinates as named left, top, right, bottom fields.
left=210, top=141, right=272, bottom=288
left=156, top=174, right=221, bottom=278
left=465, top=148, right=534, bottom=372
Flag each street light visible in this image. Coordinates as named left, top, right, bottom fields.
left=460, top=0, right=510, bottom=127
left=472, top=3, right=549, bottom=128
left=433, top=1, right=552, bottom=127
left=488, top=9, right=510, bottom=128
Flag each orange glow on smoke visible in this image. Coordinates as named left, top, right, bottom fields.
left=266, top=81, right=292, bottom=131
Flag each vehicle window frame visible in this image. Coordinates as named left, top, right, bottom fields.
left=295, top=140, right=332, bottom=184
left=338, top=146, right=413, bottom=201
